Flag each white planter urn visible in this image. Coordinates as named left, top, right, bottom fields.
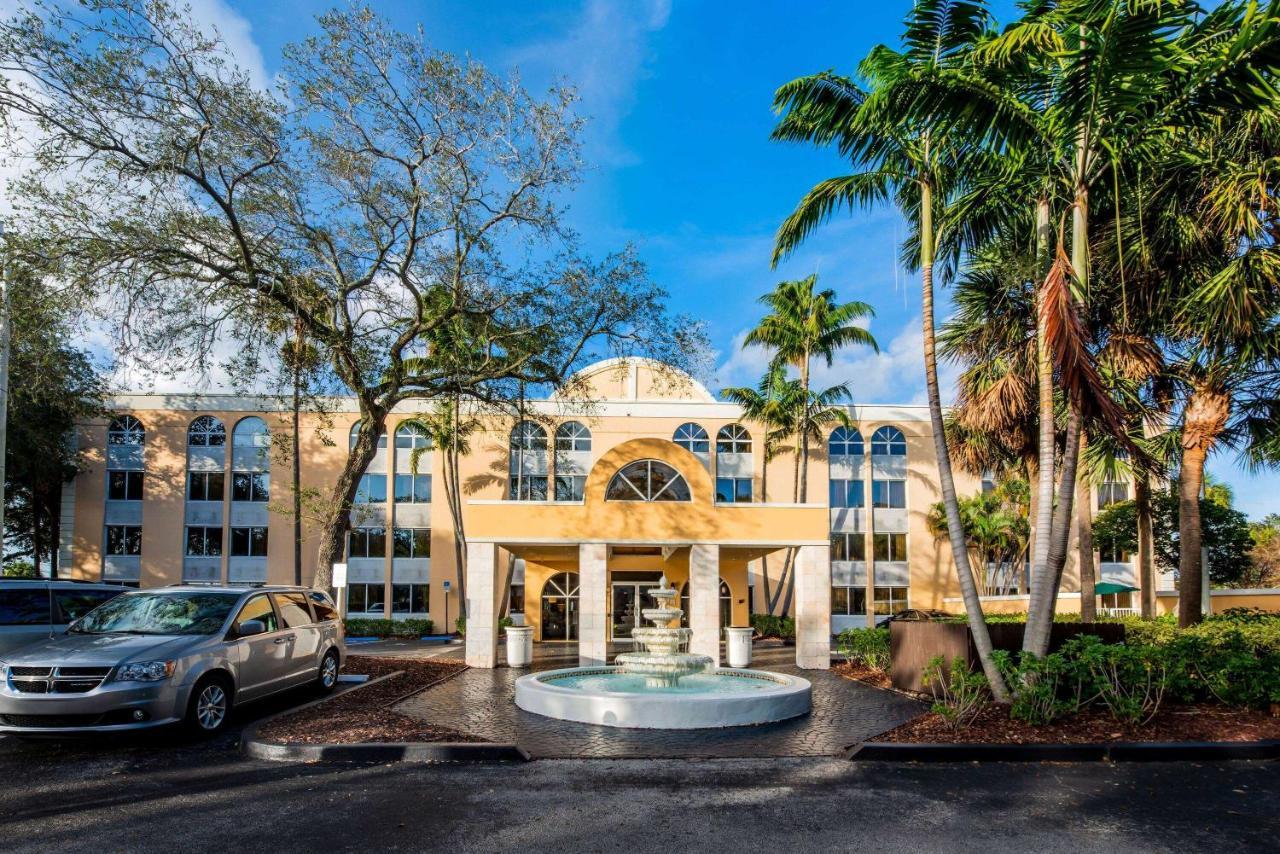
left=506, top=626, right=534, bottom=668
left=725, top=626, right=754, bottom=668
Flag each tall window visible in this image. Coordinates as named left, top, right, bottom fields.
left=870, top=426, right=907, bottom=456
left=830, top=532, right=866, bottom=562
left=716, top=477, right=753, bottom=503
left=233, top=416, right=270, bottom=448
left=395, top=421, right=433, bottom=449
left=829, top=479, right=864, bottom=508
left=829, top=426, right=864, bottom=456
left=354, top=474, right=387, bottom=504
left=509, top=421, right=548, bottom=500
left=394, top=473, right=432, bottom=503
left=391, top=584, right=429, bottom=615
left=108, top=470, right=144, bottom=501
left=188, top=471, right=225, bottom=502
left=348, top=527, right=386, bottom=558
left=871, top=480, right=906, bottom=508
left=232, top=472, right=270, bottom=502
left=349, top=422, right=388, bottom=449
left=347, top=584, right=385, bottom=615
left=605, top=460, right=691, bottom=502
left=230, top=526, right=269, bottom=557
left=105, top=525, right=142, bottom=556
left=555, top=421, right=592, bottom=452
left=187, top=416, right=226, bottom=446
left=108, top=415, right=145, bottom=446
left=873, top=532, right=908, bottom=562
left=716, top=424, right=752, bottom=454
left=673, top=422, right=709, bottom=453
left=393, top=527, right=431, bottom=558
left=555, top=475, right=586, bottom=501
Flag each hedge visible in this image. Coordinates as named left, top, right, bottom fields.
left=343, top=618, right=434, bottom=638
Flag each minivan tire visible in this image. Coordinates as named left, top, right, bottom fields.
left=317, top=649, right=340, bottom=693
left=184, top=673, right=233, bottom=737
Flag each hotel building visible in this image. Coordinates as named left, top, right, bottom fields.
left=60, top=358, right=1150, bottom=669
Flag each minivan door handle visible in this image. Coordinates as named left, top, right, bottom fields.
left=273, top=635, right=295, bottom=644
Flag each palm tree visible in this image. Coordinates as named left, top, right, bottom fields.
left=770, top=0, right=1013, bottom=699
left=742, top=274, right=876, bottom=502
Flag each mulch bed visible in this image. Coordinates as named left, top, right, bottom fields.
left=833, top=662, right=896, bottom=692
left=874, top=702, right=1280, bottom=744
left=254, top=656, right=486, bottom=745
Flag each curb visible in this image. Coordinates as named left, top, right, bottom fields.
left=846, top=739, right=1280, bottom=763
left=240, top=671, right=527, bottom=764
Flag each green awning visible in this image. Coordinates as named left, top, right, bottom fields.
left=1094, top=582, right=1139, bottom=595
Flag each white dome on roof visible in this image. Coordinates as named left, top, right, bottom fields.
left=556, top=358, right=715, bottom=404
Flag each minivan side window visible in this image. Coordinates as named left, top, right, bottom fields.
left=54, top=589, right=121, bottom=622
left=0, top=589, right=50, bottom=625
left=233, top=594, right=278, bottom=634
left=274, top=592, right=313, bottom=629
left=309, top=592, right=338, bottom=623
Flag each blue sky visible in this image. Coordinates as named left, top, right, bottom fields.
left=111, top=0, right=1280, bottom=519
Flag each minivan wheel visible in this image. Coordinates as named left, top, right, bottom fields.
left=317, top=650, right=339, bottom=693
left=185, top=675, right=232, bottom=736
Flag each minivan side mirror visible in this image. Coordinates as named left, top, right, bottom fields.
left=236, top=619, right=267, bottom=638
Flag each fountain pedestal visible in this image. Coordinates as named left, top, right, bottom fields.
left=613, top=578, right=713, bottom=687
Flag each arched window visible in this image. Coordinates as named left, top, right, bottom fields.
left=716, top=424, right=752, bottom=454
left=555, top=421, right=592, bottom=452
left=673, top=422, right=709, bottom=453
left=606, top=460, right=691, bottom=502
left=394, top=422, right=432, bottom=449
left=540, top=571, right=580, bottom=641
left=348, top=422, right=388, bottom=449
left=108, top=415, right=145, bottom=445
left=187, top=415, right=226, bottom=447
left=510, top=421, right=548, bottom=452
left=509, top=421, right=549, bottom=500
left=233, top=417, right=271, bottom=447
left=870, top=426, right=907, bottom=456
left=829, top=426, right=864, bottom=456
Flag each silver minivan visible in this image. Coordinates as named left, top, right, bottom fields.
left=0, top=585, right=345, bottom=736
left=0, top=580, right=126, bottom=656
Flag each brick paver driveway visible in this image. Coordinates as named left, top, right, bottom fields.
left=394, top=644, right=923, bottom=758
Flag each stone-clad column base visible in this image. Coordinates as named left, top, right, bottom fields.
left=579, top=543, right=608, bottom=666
left=465, top=542, right=499, bottom=668
left=689, top=543, right=721, bottom=665
left=794, top=543, right=832, bottom=669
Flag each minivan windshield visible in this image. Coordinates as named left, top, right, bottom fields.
left=69, top=591, right=241, bottom=636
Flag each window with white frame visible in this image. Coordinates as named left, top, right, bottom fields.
left=716, top=424, right=752, bottom=454
left=673, top=422, right=709, bottom=453
left=871, top=479, right=906, bottom=508
left=232, top=416, right=270, bottom=447
left=873, top=532, right=908, bottom=562
left=605, top=460, right=691, bottom=502
left=509, top=421, right=548, bottom=500
left=347, top=583, right=385, bottom=615
left=107, top=470, right=144, bottom=501
left=715, top=477, right=753, bottom=503
left=354, top=473, right=387, bottom=504
left=554, top=475, right=586, bottom=501
left=187, top=415, right=226, bottom=447
left=348, top=527, right=387, bottom=559
left=394, top=473, right=432, bottom=503
left=830, top=532, right=867, bottom=562
left=231, top=471, right=269, bottom=502
left=349, top=422, right=388, bottom=449
left=391, top=584, right=429, bottom=614
left=394, top=421, right=432, bottom=449
left=392, top=527, right=430, bottom=558
left=829, top=426, right=864, bottom=457
left=108, top=415, right=145, bottom=446
left=187, top=471, right=225, bottom=502
left=870, top=426, right=907, bottom=456
left=829, top=478, right=864, bottom=508
left=833, top=585, right=910, bottom=616
left=555, top=421, right=592, bottom=452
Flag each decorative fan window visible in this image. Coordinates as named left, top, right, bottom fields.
left=672, top=422, right=709, bottom=453
left=605, top=460, right=691, bottom=502
left=870, top=426, right=907, bottom=456
left=187, top=416, right=226, bottom=447
left=395, top=422, right=432, bottom=449
left=716, top=424, right=752, bottom=454
left=555, top=421, right=592, bottom=452
left=348, top=422, right=388, bottom=449
left=108, top=415, right=145, bottom=446
left=829, top=426, right=864, bottom=456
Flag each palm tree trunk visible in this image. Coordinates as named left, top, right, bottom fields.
left=1030, top=196, right=1056, bottom=607
left=1136, top=473, right=1156, bottom=619
left=799, top=352, right=810, bottom=503
left=1027, top=410, right=1082, bottom=656
left=920, top=179, right=1009, bottom=702
left=1178, top=385, right=1229, bottom=628
left=1077, top=463, right=1097, bottom=623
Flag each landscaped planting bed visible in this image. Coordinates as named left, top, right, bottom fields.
left=255, top=656, right=483, bottom=745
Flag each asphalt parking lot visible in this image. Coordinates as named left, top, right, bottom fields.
left=1, top=698, right=1276, bottom=854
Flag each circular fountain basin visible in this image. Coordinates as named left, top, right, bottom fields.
left=514, top=666, right=811, bottom=729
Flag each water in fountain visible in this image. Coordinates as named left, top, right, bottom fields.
left=613, top=575, right=714, bottom=687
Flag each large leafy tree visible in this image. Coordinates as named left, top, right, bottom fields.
left=0, top=2, right=702, bottom=589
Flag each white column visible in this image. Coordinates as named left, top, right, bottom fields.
left=689, top=543, right=720, bottom=665
left=795, top=543, right=832, bottom=669
left=578, top=543, right=608, bottom=666
left=465, top=541, right=499, bottom=668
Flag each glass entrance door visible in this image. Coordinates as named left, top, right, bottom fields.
left=540, top=572, right=579, bottom=641
left=610, top=581, right=661, bottom=641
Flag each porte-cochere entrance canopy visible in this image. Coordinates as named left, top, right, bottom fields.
left=464, top=438, right=832, bottom=671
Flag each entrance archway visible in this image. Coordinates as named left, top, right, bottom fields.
left=540, top=571, right=579, bottom=641
left=680, top=580, right=732, bottom=630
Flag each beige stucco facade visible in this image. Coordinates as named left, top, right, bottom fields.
left=65, top=357, right=1172, bottom=660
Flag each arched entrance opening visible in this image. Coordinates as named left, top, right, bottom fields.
left=679, top=580, right=732, bottom=630
left=540, top=571, right=579, bottom=641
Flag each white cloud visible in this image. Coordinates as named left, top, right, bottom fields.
left=713, top=314, right=962, bottom=407
left=508, top=0, right=670, bottom=167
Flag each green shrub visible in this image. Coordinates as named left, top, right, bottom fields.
left=1060, top=636, right=1169, bottom=726
left=998, top=649, right=1093, bottom=726
left=456, top=615, right=466, bottom=636
left=750, top=614, right=795, bottom=640
left=923, top=656, right=990, bottom=730
left=836, top=627, right=890, bottom=670
left=343, top=618, right=434, bottom=638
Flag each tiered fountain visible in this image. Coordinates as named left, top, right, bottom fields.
left=514, top=576, right=811, bottom=729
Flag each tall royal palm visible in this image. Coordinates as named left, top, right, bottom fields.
left=770, top=0, right=1013, bottom=698
left=743, top=274, right=876, bottom=503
